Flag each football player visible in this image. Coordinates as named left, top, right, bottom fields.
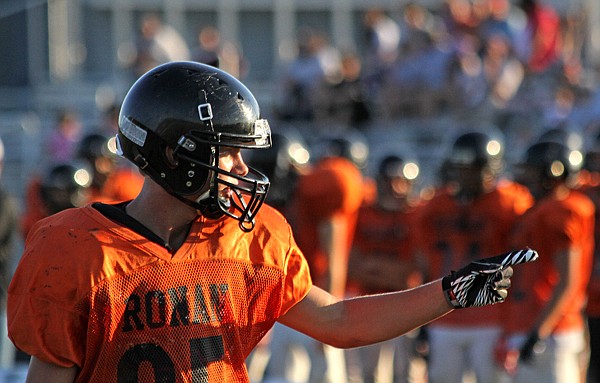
left=505, top=141, right=593, bottom=383
left=8, top=61, right=535, bottom=383
left=415, top=129, right=534, bottom=383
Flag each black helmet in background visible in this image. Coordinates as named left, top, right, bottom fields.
left=39, top=162, right=93, bottom=215
left=244, top=127, right=310, bottom=210
left=77, top=133, right=118, bottom=188
left=515, top=141, right=582, bottom=199
left=445, top=130, right=504, bottom=199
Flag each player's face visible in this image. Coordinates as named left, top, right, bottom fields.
left=216, top=146, right=249, bottom=199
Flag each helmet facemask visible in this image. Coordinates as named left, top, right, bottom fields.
left=174, top=128, right=271, bottom=232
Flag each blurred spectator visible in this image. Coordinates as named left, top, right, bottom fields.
left=416, top=130, right=533, bottom=383
left=503, top=140, right=593, bottom=383
left=515, top=0, right=562, bottom=73
left=481, top=32, right=525, bottom=108
left=346, top=154, right=425, bottom=383
left=275, top=27, right=328, bottom=122
left=542, top=84, right=577, bottom=127
left=398, top=2, right=439, bottom=57
left=446, top=34, right=488, bottom=112
left=132, top=12, right=190, bottom=77
left=361, top=8, right=401, bottom=95
left=363, top=8, right=401, bottom=68
left=441, top=0, right=484, bottom=45
left=0, top=137, right=18, bottom=306
left=313, top=51, right=372, bottom=130
left=44, top=109, right=83, bottom=163
left=478, top=0, right=521, bottom=44
left=191, top=25, right=248, bottom=79
left=381, top=31, right=455, bottom=118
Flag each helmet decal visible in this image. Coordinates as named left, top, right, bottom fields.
left=119, top=117, right=148, bottom=147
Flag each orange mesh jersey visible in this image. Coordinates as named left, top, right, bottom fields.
left=416, top=180, right=533, bottom=327
left=506, top=189, right=595, bottom=335
left=8, top=203, right=312, bottom=382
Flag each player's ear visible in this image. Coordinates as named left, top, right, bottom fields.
left=164, top=145, right=179, bottom=168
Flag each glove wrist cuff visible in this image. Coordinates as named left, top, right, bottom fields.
left=442, top=275, right=461, bottom=309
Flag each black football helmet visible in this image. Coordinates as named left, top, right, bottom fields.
left=39, top=162, right=92, bottom=215
left=116, top=61, right=272, bottom=231
left=376, top=154, right=420, bottom=205
left=77, top=133, right=118, bottom=188
left=244, top=127, right=310, bottom=209
left=444, top=130, right=504, bottom=198
left=536, top=127, right=583, bottom=151
left=584, top=131, right=600, bottom=173
left=313, top=129, right=370, bottom=170
left=515, top=141, right=580, bottom=199
left=447, top=131, right=504, bottom=171
left=377, top=155, right=420, bottom=182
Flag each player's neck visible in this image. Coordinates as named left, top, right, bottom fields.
left=126, top=181, right=197, bottom=252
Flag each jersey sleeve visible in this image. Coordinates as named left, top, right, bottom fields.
left=8, top=216, right=91, bottom=367
left=280, top=238, right=313, bottom=316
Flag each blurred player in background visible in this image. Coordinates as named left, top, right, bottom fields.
left=503, top=140, right=593, bottom=383
left=346, top=153, right=425, bottom=383
left=578, top=132, right=600, bottom=383
left=76, top=133, right=143, bottom=204
left=264, top=132, right=368, bottom=383
left=20, top=162, right=93, bottom=239
left=416, top=129, right=533, bottom=383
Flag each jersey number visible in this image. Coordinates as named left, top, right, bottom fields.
left=117, top=335, right=224, bottom=383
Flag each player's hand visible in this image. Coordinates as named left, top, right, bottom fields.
left=442, top=248, right=538, bottom=309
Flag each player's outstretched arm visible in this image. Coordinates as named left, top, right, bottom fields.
left=278, top=248, right=538, bottom=349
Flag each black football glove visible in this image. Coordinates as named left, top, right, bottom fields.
left=442, top=248, right=539, bottom=309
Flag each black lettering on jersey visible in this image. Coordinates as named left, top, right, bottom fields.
left=117, top=343, right=176, bottom=382
left=168, top=286, right=190, bottom=327
left=210, top=284, right=229, bottom=322
left=192, top=284, right=213, bottom=324
left=123, top=283, right=230, bottom=332
left=123, top=294, right=143, bottom=332
left=146, top=290, right=167, bottom=329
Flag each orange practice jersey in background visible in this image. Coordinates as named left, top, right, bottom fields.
left=88, top=167, right=144, bottom=203
left=8, top=203, right=312, bottom=383
left=416, top=180, right=533, bottom=327
left=20, top=168, right=143, bottom=239
left=350, top=203, right=421, bottom=294
left=293, top=157, right=364, bottom=290
left=506, top=189, right=595, bottom=335
left=577, top=177, right=600, bottom=318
